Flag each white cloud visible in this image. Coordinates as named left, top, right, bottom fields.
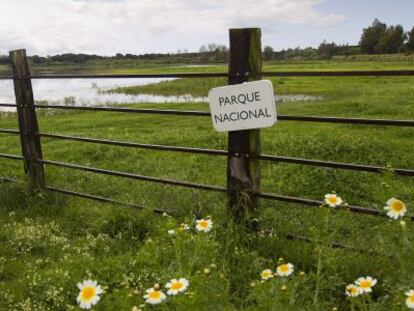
left=0, top=0, right=346, bottom=55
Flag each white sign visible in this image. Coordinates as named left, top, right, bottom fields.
left=208, top=80, right=277, bottom=132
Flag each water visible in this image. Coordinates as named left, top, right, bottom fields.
left=176, top=64, right=216, bottom=68
left=0, top=78, right=202, bottom=112
left=276, top=94, right=323, bottom=102
left=0, top=78, right=322, bottom=113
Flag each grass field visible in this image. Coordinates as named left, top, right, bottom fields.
left=1, top=60, right=414, bottom=310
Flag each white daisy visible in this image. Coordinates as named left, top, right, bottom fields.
left=196, top=218, right=213, bottom=232
left=167, top=229, right=176, bottom=235
left=355, top=276, right=377, bottom=293
left=165, top=278, right=189, bottom=295
left=76, top=280, right=104, bottom=310
left=143, top=287, right=167, bottom=305
left=260, top=269, right=274, bottom=280
left=276, top=263, right=294, bottom=277
left=345, top=284, right=362, bottom=297
left=406, top=290, right=414, bottom=309
left=384, top=198, right=407, bottom=220
left=324, top=193, right=343, bottom=208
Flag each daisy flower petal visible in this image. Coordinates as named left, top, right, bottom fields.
left=276, top=263, right=294, bottom=277
left=76, top=280, right=104, bottom=310
left=406, top=290, right=414, bottom=309
left=384, top=198, right=407, bottom=220
left=355, top=276, right=377, bottom=293
left=260, top=269, right=273, bottom=280
left=165, top=278, right=189, bottom=295
left=324, top=194, right=343, bottom=208
left=196, top=218, right=213, bottom=232
left=345, top=284, right=362, bottom=297
left=143, top=288, right=167, bottom=305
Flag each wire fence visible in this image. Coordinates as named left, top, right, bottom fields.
left=1, top=31, right=414, bottom=255
left=1, top=71, right=413, bottom=221
left=1, top=71, right=414, bottom=219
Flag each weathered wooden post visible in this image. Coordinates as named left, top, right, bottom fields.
left=9, top=49, right=45, bottom=189
left=227, top=28, right=262, bottom=219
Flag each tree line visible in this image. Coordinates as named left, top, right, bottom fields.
left=0, top=19, right=413, bottom=65
left=0, top=48, right=229, bottom=66
left=264, top=19, right=414, bottom=61
left=360, top=19, right=413, bottom=54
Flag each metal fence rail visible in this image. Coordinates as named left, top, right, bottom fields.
left=34, top=157, right=414, bottom=221
left=277, top=115, right=414, bottom=127
left=34, top=104, right=212, bottom=116
left=259, top=154, right=414, bottom=176
left=5, top=126, right=414, bottom=178
left=2, top=146, right=413, bottom=220
left=0, top=103, right=16, bottom=107
left=261, top=70, right=414, bottom=77
left=38, top=158, right=228, bottom=193
left=44, top=185, right=168, bottom=213
left=257, top=191, right=414, bottom=220
left=1, top=70, right=414, bottom=80
left=265, top=194, right=385, bottom=217
left=39, top=132, right=228, bottom=156
left=0, top=128, right=20, bottom=135
left=39, top=132, right=414, bottom=176
left=32, top=104, right=414, bottom=126
left=0, top=153, right=24, bottom=160
left=5, top=104, right=414, bottom=127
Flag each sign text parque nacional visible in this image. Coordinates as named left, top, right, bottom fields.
left=208, top=80, right=277, bottom=132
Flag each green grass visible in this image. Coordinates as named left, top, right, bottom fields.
left=1, top=60, right=414, bottom=310
left=109, top=60, right=414, bottom=98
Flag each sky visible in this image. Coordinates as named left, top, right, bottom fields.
left=0, top=0, right=413, bottom=56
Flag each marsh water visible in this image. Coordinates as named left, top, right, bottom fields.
left=0, top=78, right=322, bottom=112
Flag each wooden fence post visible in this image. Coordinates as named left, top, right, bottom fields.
left=9, top=49, right=45, bottom=189
left=227, top=28, right=262, bottom=219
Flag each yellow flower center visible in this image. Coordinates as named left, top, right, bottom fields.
left=359, top=280, right=371, bottom=289
left=171, top=282, right=183, bottom=290
left=279, top=265, right=289, bottom=272
left=328, top=197, right=337, bottom=204
left=409, top=295, right=414, bottom=303
left=347, top=287, right=357, bottom=295
left=81, top=286, right=96, bottom=301
left=391, top=201, right=404, bottom=212
left=199, top=220, right=209, bottom=228
left=149, top=291, right=161, bottom=299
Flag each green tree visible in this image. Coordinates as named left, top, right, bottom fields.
left=318, top=40, right=336, bottom=59
left=30, top=55, right=46, bottom=64
left=0, top=55, right=9, bottom=65
left=376, top=25, right=406, bottom=53
left=407, top=27, right=414, bottom=51
left=263, top=46, right=274, bottom=61
left=360, top=18, right=387, bottom=54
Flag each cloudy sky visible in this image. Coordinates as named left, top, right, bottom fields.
left=0, top=0, right=413, bottom=56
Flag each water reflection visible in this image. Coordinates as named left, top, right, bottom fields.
left=0, top=78, right=322, bottom=113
